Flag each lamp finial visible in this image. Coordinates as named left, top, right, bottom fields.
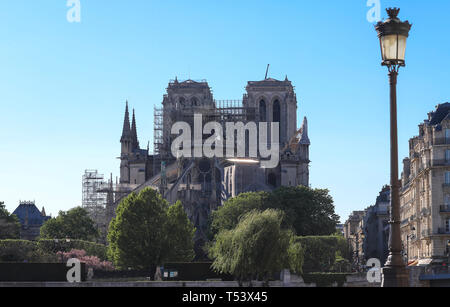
left=386, top=7, right=400, bottom=19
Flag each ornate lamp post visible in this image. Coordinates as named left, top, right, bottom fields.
left=375, top=8, right=412, bottom=287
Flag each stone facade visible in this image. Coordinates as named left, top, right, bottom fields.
left=361, top=186, right=390, bottom=266
left=106, top=76, right=311, bottom=255
left=344, top=211, right=366, bottom=269
left=400, top=103, right=450, bottom=265
left=343, top=186, right=390, bottom=270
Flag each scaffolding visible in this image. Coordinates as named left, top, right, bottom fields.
left=82, top=170, right=107, bottom=221
left=215, top=100, right=255, bottom=122
left=153, top=107, right=164, bottom=177
left=153, top=107, right=164, bottom=156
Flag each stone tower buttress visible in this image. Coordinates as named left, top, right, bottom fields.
left=298, top=117, right=310, bottom=186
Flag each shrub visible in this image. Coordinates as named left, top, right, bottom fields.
left=57, top=249, right=114, bottom=271
left=0, top=240, right=56, bottom=263
left=331, top=254, right=352, bottom=273
left=0, top=239, right=107, bottom=263
left=37, top=239, right=107, bottom=260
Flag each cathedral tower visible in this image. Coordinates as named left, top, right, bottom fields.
left=243, top=76, right=297, bottom=147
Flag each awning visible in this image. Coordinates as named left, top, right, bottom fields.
left=408, top=260, right=419, bottom=266
left=418, top=259, right=433, bottom=266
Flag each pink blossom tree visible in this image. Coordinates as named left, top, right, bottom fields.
left=57, top=249, right=114, bottom=271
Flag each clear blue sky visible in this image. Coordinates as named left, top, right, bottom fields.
left=0, top=0, right=449, bottom=222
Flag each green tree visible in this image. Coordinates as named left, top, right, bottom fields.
left=40, top=207, right=98, bottom=241
left=294, top=235, right=351, bottom=273
left=268, top=186, right=340, bottom=236
left=209, top=209, right=302, bottom=282
left=107, top=188, right=195, bottom=270
left=209, top=191, right=268, bottom=237
left=165, top=202, right=196, bottom=262
left=209, top=186, right=340, bottom=238
left=0, top=202, right=21, bottom=239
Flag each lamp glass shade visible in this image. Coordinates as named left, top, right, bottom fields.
left=379, top=34, right=408, bottom=63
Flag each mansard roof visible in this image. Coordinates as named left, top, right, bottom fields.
left=13, top=201, right=50, bottom=227
left=376, top=186, right=391, bottom=204
left=428, top=102, right=450, bottom=125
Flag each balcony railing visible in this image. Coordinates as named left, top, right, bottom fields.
left=421, top=229, right=432, bottom=237
left=440, top=205, right=450, bottom=213
left=431, top=159, right=450, bottom=167
left=437, top=228, right=450, bottom=235
left=434, top=138, right=450, bottom=146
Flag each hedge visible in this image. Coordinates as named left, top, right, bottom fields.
left=0, top=240, right=43, bottom=263
left=294, top=236, right=351, bottom=273
left=302, top=273, right=349, bottom=287
left=0, top=239, right=107, bottom=263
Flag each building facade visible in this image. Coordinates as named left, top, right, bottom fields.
left=12, top=201, right=51, bottom=241
left=344, top=211, right=366, bottom=269
left=104, top=76, right=311, bottom=255
left=400, top=103, right=450, bottom=265
left=362, top=186, right=390, bottom=266
left=343, top=186, right=390, bottom=269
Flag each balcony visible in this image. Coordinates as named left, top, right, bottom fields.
left=440, top=205, right=450, bottom=213
left=434, top=138, right=450, bottom=146
left=432, top=159, right=450, bottom=167
left=437, top=228, right=450, bottom=235
left=421, top=229, right=432, bottom=238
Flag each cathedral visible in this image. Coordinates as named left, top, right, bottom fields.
left=106, top=76, right=310, bottom=254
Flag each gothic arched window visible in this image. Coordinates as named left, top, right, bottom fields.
left=259, top=100, right=266, bottom=122
left=273, top=100, right=280, bottom=123
left=273, top=99, right=281, bottom=141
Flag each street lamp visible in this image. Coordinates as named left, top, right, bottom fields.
left=375, top=8, right=412, bottom=287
